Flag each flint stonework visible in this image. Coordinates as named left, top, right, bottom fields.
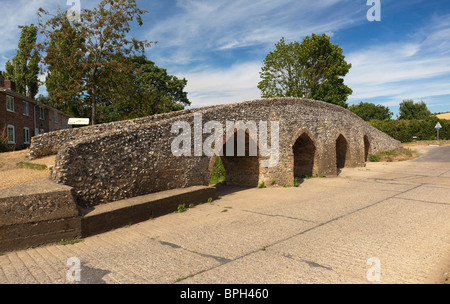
left=30, top=98, right=402, bottom=208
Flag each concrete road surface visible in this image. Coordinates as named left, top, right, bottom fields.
left=0, top=145, right=449, bottom=285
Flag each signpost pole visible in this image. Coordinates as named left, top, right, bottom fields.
left=435, top=122, right=442, bottom=141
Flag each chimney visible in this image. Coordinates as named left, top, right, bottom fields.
left=4, top=76, right=16, bottom=92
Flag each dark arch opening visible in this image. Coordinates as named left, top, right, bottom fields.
left=336, top=134, right=348, bottom=171
left=293, top=132, right=316, bottom=179
left=220, top=131, right=259, bottom=187
left=364, top=135, right=371, bottom=162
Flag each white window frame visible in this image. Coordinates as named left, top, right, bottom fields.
left=39, top=107, right=45, bottom=120
left=23, top=101, right=29, bottom=116
left=7, top=125, right=15, bottom=144
left=24, top=127, right=30, bottom=144
left=6, top=95, right=14, bottom=112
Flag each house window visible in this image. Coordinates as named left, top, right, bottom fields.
left=39, top=107, right=45, bottom=120
left=23, top=101, right=29, bottom=116
left=54, top=111, right=59, bottom=123
left=7, top=125, right=15, bottom=144
left=6, top=95, right=14, bottom=112
left=24, top=127, right=30, bottom=144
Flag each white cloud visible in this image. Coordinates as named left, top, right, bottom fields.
left=0, top=0, right=64, bottom=69
left=345, top=14, right=450, bottom=110
left=178, top=61, right=262, bottom=107
left=146, top=0, right=367, bottom=107
left=146, top=0, right=366, bottom=65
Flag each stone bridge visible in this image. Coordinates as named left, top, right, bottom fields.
left=31, top=98, right=402, bottom=208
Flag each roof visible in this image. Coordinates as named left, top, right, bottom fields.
left=0, top=88, right=73, bottom=117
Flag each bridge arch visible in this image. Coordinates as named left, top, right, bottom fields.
left=364, top=135, right=371, bottom=162
left=291, top=128, right=317, bottom=180
left=220, top=129, right=260, bottom=187
left=336, top=133, right=349, bottom=171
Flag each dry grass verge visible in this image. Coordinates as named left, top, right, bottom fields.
left=368, top=148, right=418, bottom=162
left=0, top=149, right=55, bottom=190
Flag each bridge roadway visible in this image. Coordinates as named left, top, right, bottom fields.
left=0, top=145, right=449, bottom=284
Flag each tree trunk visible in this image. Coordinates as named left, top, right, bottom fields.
left=91, top=87, right=96, bottom=125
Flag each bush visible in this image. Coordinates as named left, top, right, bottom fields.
left=369, top=154, right=381, bottom=162
left=369, top=117, right=449, bottom=143
left=209, top=156, right=226, bottom=185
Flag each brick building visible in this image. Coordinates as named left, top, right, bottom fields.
left=0, top=71, right=72, bottom=150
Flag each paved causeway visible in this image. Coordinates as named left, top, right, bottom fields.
left=1, top=145, right=449, bottom=284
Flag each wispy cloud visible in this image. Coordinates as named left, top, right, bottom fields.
left=346, top=13, right=450, bottom=112
left=0, top=0, right=62, bottom=67
left=147, top=0, right=367, bottom=107
left=146, top=0, right=366, bottom=66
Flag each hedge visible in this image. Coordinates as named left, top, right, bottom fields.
left=369, top=117, right=449, bottom=143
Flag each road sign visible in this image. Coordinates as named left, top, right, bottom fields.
left=68, top=118, right=90, bottom=125
left=435, top=122, right=442, bottom=140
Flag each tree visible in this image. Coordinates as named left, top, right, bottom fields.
left=38, top=0, right=153, bottom=124
left=98, top=55, right=190, bottom=123
left=5, top=24, right=40, bottom=99
left=349, top=102, right=392, bottom=121
left=398, top=100, right=431, bottom=120
left=258, top=34, right=352, bottom=108
left=42, top=17, right=86, bottom=118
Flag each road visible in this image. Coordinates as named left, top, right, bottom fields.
left=0, top=145, right=449, bottom=285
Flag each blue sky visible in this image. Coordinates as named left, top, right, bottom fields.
left=1, top=0, right=449, bottom=117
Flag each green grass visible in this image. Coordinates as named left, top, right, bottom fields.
left=176, top=203, right=187, bottom=213
left=369, top=154, right=381, bottom=162
left=258, top=181, right=266, bottom=188
left=57, top=239, right=83, bottom=246
left=368, top=148, right=417, bottom=162
left=16, top=162, right=47, bottom=170
left=209, top=156, right=226, bottom=185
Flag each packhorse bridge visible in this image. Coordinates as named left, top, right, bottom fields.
left=1, top=98, right=402, bottom=252
left=32, top=97, right=401, bottom=206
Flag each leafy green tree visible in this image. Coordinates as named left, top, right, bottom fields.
left=38, top=0, right=153, bottom=124
left=5, top=24, right=40, bottom=99
left=258, top=34, right=352, bottom=108
left=41, top=17, right=86, bottom=118
left=349, top=102, right=392, bottom=121
left=398, top=100, right=431, bottom=120
left=98, top=55, right=190, bottom=123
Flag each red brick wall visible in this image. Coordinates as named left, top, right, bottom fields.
left=1, top=91, right=73, bottom=150
left=0, top=92, right=36, bottom=149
